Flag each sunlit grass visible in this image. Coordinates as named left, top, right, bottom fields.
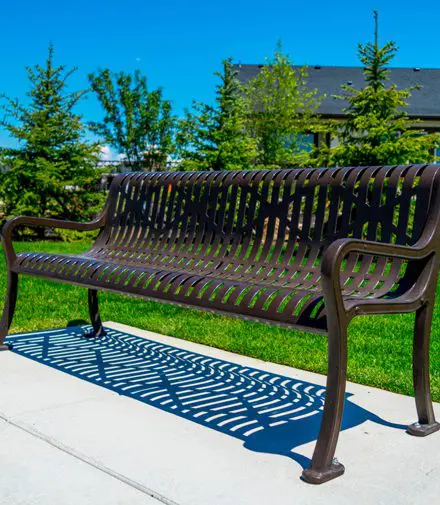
left=1, top=239, right=439, bottom=401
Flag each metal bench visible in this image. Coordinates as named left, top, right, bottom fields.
left=1, top=164, right=440, bottom=484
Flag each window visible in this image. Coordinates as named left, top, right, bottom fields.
left=283, top=133, right=315, bottom=152
left=296, top=134, right=315, bottom=152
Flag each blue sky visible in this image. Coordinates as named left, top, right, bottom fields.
left=0, top=0, right=438, bottom=151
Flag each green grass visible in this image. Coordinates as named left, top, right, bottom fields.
left=1, top=239, right=439, bottom=401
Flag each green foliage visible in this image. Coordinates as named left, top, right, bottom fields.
left=244, top=46, right=323, bottom=168
left=55, top=228, right=100, bottom=243
left=89, top=69, right=175, bottom=171
left=0, top=44, right=103, bottom=225
left=316, top=14, right=440, bottom=167
left=176, top=59, right=257, bottom=171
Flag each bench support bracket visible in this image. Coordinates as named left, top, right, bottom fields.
left=409, top=296, right=440, bottom=436
left=302, top=313, right=348, bottom=484
left=85, top=289, right=106, bottom=338
left=0, top=271, right=17, bottom=351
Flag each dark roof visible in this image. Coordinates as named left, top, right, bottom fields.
left=234, top=65, right=440, bottom=120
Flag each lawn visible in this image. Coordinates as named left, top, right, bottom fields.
left=1, top=238, right=439, bottom=402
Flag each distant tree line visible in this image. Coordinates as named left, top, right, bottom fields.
left=0, top=10, right=438, bottom=228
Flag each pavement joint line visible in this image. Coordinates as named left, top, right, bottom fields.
left=0, top=411, right=180, bottom=505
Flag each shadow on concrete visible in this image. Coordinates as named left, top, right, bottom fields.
left=6, top=326, right=407, bottom=469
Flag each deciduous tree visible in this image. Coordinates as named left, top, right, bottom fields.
left=89, top=69, right=174, bottom=171
left=244, top=45, right=323, bottom=168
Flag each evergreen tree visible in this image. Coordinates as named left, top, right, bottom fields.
left=0, top=44, right=102, bottom=225
left=317, top=11, right=439, bottom=167
left=89, top=69, right=174, bottom=171
left=244, top=45, right=323, bottom=168
left=176, top=59, right=257, bottom=171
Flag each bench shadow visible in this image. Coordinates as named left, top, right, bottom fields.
left=6, top=326, right=407, bottom=470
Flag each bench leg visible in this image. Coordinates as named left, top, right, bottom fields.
left=302, top=320, right=347, bottom=484
left=85, top=289, right=106, bottom=338
left=407, top=302, right=440, bottom=437
left=0, top=271, right=18, bottom=350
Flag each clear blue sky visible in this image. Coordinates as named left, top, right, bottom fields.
left=0, top=0, right=438, bottom=149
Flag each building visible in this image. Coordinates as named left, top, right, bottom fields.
left=234, top=64, right=440, bottom=151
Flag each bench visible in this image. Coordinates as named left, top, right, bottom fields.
left=1, top=164, right=440, bottom=484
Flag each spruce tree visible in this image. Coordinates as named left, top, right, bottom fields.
left=0, top=44, right=102, bottom=224
left=176, top=59, right=257, bottom=171
left=318, top=11, right=439, bottom=167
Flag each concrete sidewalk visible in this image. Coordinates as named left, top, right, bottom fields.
left=0, top=321, right=439, bottom=505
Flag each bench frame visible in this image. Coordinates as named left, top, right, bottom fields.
left=1, top=167, right=440, bottom=485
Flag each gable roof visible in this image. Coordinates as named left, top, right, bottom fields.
left=234, top=64, right=440, bottom=120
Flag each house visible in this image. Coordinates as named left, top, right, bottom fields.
left=234, top=64, right=440, bottom=152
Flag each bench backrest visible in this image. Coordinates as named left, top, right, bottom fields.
left=95, top=165, right=440, bottom=298
left=101, top=165, right=438, bottom=250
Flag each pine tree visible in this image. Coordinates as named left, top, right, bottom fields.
left=244, top=45, right=323, bottom=168
left=0, top=44, right=102, bottom=225
left=176, top=59, right=257, bottom=171
left=89, top=69, right=175, bottom=171
left=318, top=11, right=439, bottom=167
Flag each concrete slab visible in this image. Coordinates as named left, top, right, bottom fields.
left=1, top=322, right=439, bottom=505
left=0, top=417, right=160, bottom=505
left=0, top=343, right=103, bottom=417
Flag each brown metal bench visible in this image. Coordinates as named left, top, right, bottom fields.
left=1, top=164, right=440, bottom=484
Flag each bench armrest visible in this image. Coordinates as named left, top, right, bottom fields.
left=321, top=238, right=433, bottom=281
left=1, top=213, right=107, bottom=265
left=320, top=237, right=436, bottom=318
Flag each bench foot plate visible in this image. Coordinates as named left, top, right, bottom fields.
left=0, top=343, right=12, bottom=351
left=302, top=460, right=345, bottom=484
left=407, top=421, right=440, bottom=437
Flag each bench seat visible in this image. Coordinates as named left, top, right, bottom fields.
left=13, top=245, right=410, bottom=332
